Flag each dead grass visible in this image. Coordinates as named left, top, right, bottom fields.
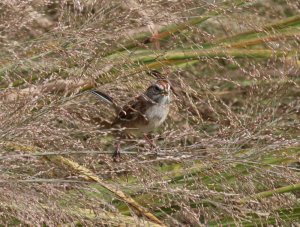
left=0, top=0, right=299, bottom=226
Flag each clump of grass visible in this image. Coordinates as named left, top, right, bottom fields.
left=0, top=0, right=299, bottom=226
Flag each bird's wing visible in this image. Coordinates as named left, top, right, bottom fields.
left=113, top=95, right=152, bottom=126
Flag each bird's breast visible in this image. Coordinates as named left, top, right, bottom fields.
left=145, top=104, right=169, bottom=129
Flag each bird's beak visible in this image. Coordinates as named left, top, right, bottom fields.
left=161, top=90, right=169, bottom=95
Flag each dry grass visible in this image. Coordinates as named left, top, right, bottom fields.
left=0, top=0, right=299, bottom=226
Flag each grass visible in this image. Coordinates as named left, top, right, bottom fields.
left=0, top=0, right=299, bottom=226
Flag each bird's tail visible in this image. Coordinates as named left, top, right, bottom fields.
left=90, top=90, right=120, bottom=114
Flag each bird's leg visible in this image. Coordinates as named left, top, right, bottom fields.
left=113, top=140, right=121, bottom=162
left=144, top=134, right=159, bottom=152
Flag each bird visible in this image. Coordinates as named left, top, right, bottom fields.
left=90, top=79, right=172, bottom=161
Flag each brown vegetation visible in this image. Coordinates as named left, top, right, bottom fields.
left=0, top=0, right=299, bottom=226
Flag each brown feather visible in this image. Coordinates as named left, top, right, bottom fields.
left=112, top=95, right=154, bottom=135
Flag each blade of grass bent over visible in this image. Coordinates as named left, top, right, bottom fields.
left=239, top=182, right=300, bottom=203
left=129, top=48, right=292, bottom=63
left=209, top=14, right=300, bottom=48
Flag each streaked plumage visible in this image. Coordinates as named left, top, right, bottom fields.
left=90, top=79, right=172, bottom=161
left=90, top=79, right=171, bottom=136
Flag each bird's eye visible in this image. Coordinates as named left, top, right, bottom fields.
left=154, top=85, right=161, bottom=91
